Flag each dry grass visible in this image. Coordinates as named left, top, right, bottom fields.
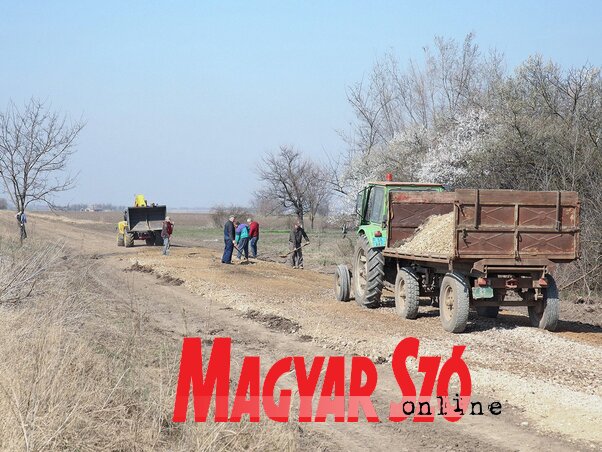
left=0, top=236, right=299, bottom=451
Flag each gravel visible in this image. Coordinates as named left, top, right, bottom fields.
left=396, top=212, right=455, bottom=256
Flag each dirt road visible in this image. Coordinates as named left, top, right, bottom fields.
left=12, top=213, right=602, bottom=450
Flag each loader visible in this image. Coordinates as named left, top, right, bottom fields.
left=117, top=194, right=166, bottom=247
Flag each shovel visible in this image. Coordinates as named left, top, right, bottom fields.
left=279, top=242, right=310, bottom=258
left=233, top=243, right=249, bottom=262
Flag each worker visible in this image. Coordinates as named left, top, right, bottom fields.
left=16, top=210, right=27, bottom=241
left=222, top=215, right=236, bottom=264
left=248, top=218, right=260, bottom=258
left=235, top=220, right=250, bottom=260
left=161, top=216, right=174, bottom=256
left=289, top=222, right=310, bottom=269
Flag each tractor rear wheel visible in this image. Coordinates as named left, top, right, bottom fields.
left=145, top=238, right=154, bottom=245
left=154, top=233, right=164, bottom=246
left=439, top=273, right=470, bottom=333
left=528, top=275, right=559, bottom=331
left=124, top=231, right=134, bottom=248
left=352, top=234, right=384, bottom=308
left=395, top=267, right=420, bottom=319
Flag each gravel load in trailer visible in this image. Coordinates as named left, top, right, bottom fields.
left=396, top=212, right=455, bottom=257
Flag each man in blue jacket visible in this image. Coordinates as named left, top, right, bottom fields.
left=235, top=221, right=250, bottom=260
left=222, top=215, right=236, bottom=264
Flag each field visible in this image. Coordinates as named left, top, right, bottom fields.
left=38, top=210, right=356, bottom=269
left=0, top=210, right=601, bottom=451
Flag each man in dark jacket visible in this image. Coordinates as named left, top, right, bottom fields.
left=222, top=215, right=236, bottom=264
left=289, top=222, right=310, bottom=269
left=16, top=210, right=27, bottom=241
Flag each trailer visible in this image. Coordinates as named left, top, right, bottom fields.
left=335, top=182, right=580, bottom=333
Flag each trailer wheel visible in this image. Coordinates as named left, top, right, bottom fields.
left=117, top=234, right=124, bottom=247
left=528, top=275, right=559, bottom=331
left=335, top=264, right=351, bottom=302
left=395, top=267, right=420, bottom=319
left=124, top=231, right=134, bottom=248
left=352, top=234, right=384, bottom=308
left=439, top=273, right=470, bottom=333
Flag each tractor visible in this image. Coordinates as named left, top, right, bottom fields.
left=334, top=175, right=580, bottom=333
left=117, top=194, right=166, bottom=247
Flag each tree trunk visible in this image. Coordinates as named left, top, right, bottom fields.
left=296, top=209, right=304, bottom=227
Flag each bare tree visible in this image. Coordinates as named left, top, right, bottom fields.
left=305, top=164, right=332, bottom=229
left=210, top=204, right=251, bottom=228
left=256, top=145, right=332, bottom=228
left=0, top=99, right=84, bottom=219
left=340, top=34, right=501, bottom=196
left=251, top=196, right=285, bottom=217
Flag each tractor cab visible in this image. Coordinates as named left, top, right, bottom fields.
left=355, top=177, right=445, bottom=249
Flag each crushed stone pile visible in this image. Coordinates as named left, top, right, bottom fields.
left=397, top=212, right=455, bottom=256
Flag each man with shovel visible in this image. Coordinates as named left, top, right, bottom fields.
left=289, top=221, right=310, bottom=269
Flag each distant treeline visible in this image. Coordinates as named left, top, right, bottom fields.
left=58, top=203, right=126, bottom=212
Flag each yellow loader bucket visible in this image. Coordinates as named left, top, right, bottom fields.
left=134, top=194, right=147, bottom=207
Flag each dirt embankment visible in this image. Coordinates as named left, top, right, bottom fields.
left=131, top=244, right=602, bottom=447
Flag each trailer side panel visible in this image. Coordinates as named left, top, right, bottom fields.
left=455, top=189, right=579, bottom=262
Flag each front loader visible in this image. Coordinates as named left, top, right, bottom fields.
left=117, top=194, right=166, bottom=247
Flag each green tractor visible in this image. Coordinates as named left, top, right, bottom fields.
left=335, top=177, right=445, bottom=307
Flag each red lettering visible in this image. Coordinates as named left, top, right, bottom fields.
left=389, top=337, right=418, bottom=422
left=262, top=357, right=293, bottom=422
left=436, top=345, right=471, bottom=422
left=414, top=355, right=441, bottom=422
left=294, top=356, right=325, bottom=422
left=172, top=337, right=231, bottom=422
left=315, top=357, right=346, bottom=422
left=347, top=356, right=379, bottom=422
left=230, top=357, right=260, bottom=422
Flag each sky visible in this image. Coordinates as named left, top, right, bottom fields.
left=1, top=0, right=601, bottom=208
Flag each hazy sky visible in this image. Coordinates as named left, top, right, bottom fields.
left=1, top=0, right=600, bottom=208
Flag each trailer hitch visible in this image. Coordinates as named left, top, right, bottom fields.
left=505, top=278, right=519, bottom=289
